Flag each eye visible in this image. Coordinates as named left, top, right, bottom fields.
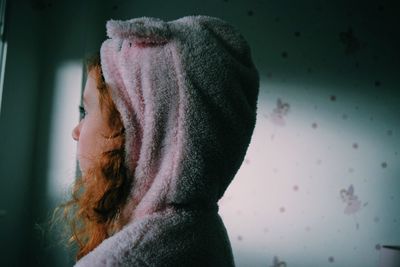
left=79, top=105, right=87, bottom=120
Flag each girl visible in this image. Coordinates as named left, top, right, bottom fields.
left=62, top=15, right=259, bottom=266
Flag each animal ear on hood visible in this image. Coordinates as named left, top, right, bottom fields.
left=106, top=17, right=172, bottom=46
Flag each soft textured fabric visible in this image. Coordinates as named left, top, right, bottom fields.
left=74, top=15, right=259, bottom=267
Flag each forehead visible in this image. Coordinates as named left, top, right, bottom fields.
left=83, top=71, right=98, bottom=104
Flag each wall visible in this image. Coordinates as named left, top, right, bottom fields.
left=0, top=0, right=398, bottom=266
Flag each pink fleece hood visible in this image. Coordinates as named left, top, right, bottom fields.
left=100, top=15, right=259, bottom=222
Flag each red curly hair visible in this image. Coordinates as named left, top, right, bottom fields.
left=55, top=53, right=133, bottom=260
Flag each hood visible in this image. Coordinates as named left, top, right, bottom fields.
left=100, top=15, right=259, bottom=221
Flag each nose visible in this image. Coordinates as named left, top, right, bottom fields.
left=72, top=123, right=80, bottom=141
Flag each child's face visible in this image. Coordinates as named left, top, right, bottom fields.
left=71, top=70, right=114, bottom=174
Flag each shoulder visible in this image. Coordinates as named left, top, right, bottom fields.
left=74, top=209, right=234, bottom=267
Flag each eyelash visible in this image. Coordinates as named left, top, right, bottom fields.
left=79, top=105, right=87, bottom=119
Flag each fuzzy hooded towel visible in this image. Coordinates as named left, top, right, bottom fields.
left=74, top=15, right=259, bottom=267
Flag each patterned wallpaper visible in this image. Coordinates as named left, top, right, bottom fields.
left=217, top=0, right=399, bottom=266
